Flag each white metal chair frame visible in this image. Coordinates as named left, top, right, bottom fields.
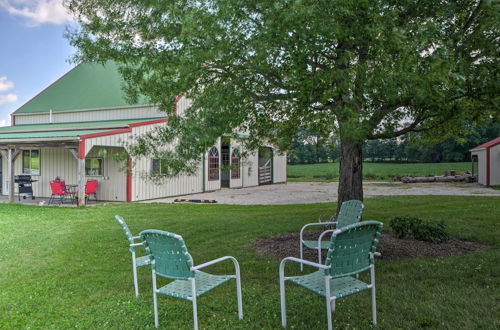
left=299, top=221, right=337, bottom=269
left=282, top=221, right=382, bottom=329
left=151, top=255, right=243, bottom=329
left=299, top=200, right=364, bottom=270
left=141, top=230, right=243, bottom=330
left=130, top=239, right=148, bottom=297
left=114, top=215, right=150, bottom=298
left=279, top=255, right=377, bottom=330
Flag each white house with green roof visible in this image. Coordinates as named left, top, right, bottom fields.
left=0, top=62, right=286, bottom=203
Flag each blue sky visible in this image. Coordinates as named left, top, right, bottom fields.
left=0, top=0, right=76, bottom=126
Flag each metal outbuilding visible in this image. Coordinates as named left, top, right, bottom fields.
left=470, top=137, right=500, bottom=186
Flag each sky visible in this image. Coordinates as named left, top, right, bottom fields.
left=0, top=0, right=77, bottom=126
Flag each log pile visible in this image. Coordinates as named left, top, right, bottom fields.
left=400, top=171, right=476, bottom=183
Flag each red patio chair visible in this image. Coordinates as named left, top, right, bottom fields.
left=85, top=180, right=98, bottom=203
left=49, top=181, right=74, bottom=205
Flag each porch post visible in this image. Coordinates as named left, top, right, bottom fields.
left=71, top=146, right=86, bottom=206
left=8, top=149, right=14, bottom=202
left=77, top=157, right=86, bottom=206
left=7, top=149, right=20, bottom=202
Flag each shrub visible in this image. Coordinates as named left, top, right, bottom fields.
left=390, top=216, right=450, bottom=243
left=413, top=220, right=450, bottom=243
left=390, top=216, right=422, bottom=238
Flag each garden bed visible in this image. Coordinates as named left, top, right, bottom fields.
left=253, top=231, right=486, bottom=262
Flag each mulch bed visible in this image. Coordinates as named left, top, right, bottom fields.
left=253, top=231, right=487, bottom=262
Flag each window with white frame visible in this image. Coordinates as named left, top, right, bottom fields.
left=85, top=158, right=104, bottom=176
left=22, top=150, right=40, bottom=175
left=231, top=149, right=241, bottom=179
left=151, top=159, right=167, bottom=175
left=208, top=147, right=219, bottom=181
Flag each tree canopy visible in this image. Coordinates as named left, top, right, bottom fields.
left=66, top=0, right=499, bottom=203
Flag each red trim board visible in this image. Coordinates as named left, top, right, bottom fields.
left=126, top=157, right=132, bottom=202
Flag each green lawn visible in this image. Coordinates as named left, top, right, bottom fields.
left=0, top=197, right=498, bottom=329
left=288, top=162, right=473, bottom=181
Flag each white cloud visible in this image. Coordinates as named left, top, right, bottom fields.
left=0, top=0, right=75, bottom=26
left=0, top=93, right=18, bottom=105
left=0, top=76, right=14, bottom=92
left=0, top=119, right=8, bottom=127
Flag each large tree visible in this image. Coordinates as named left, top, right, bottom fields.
left=66, top=0, right=499, bottom=206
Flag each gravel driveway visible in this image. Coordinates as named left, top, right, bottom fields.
left=145, top=181, right=500, bottom=205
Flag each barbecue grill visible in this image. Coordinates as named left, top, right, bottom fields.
left=14, top=175, right=37, bottom=200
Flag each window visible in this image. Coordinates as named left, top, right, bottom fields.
left=208, top=147, right=219, bottom=181
left=151, top=159, right=167, bottom=175
left=22, top=150, right=40, bottom=175
left=231, top=149, right=241, bottom=179
left=85, top=158, right=104, bottom=176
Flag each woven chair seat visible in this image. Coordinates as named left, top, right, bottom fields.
left=302, top=240, right=330, bottom=250
left=288, top=270, right=370, bottom=299
left=136, top=255, right=151, bottom=267
left=157, top=271, right=233, bottom=300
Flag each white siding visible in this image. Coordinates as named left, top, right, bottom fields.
left=490, top=145, right=500, bottom=185
left=175, top=95, right=192, bottom=117
left=128, top=122, right=204, bottom=201
left=14, top=106, right=164, bottom=125
left=242, top=150, right=259, bottom=187
left=1, top=148, right=78, bottom=198
left=273, top=151, right=287, bottom=183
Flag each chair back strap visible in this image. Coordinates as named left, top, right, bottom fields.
left=140, top=229, right=194, bottom=280
left=114, top=216, right=136, bottom=252
left=50, top=181, right=64, bottom=195
left=325, top=221, right=382, bottom=277
left=85, top=180, right=98, bottom=194
left=336, top=200, right=364, bottom=228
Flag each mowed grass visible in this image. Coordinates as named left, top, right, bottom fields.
left=0, top=196, right=499, bottom=329
left=288, top=162, right=472, bottom=181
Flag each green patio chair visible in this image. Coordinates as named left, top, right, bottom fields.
left=140, top=229, right=243, bottom=329
left=281, top=221, right=382, bottom=329
left=300, top=200, right=364, bottom=270
left=114, top=215, right=151, bottom=297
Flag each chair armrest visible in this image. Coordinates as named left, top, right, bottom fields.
left=300, top=222, right=338, bottom=242
left=318, top=229, right=339, bottom=245
left=318, top=214, right=336, bottom=222
left=130, top=242, right=144, bottom=247
left=191, top=256, right=240, bottom=273
left=280, top=257, right=330, bottom=271
left=132, top=236, right=141, bottom=240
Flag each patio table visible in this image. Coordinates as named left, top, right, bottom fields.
left=65, top=184, right=78, bottom=204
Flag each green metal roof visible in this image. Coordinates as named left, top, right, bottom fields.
left=14, top=61, right=149, bottom=114
left=0, top=130, right=108, bottom=140
left=0, top=117, right=164, bottom=133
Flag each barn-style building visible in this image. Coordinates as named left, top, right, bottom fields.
left=470, top=137, right=500, bottom=186
left=0, top=62, right=287, bottom=203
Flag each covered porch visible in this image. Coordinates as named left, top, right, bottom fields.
left=0, top=130, right=130, bottom=205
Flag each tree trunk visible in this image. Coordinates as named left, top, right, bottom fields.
left=337, top=138, right=363, bottom=212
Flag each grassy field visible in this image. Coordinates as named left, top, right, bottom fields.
left=288, top=162, right=472, bottom=181
left=0, top=197, right=499, bottom=329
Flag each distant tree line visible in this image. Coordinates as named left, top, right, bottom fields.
left=288, top=124, right=500, bottom=165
